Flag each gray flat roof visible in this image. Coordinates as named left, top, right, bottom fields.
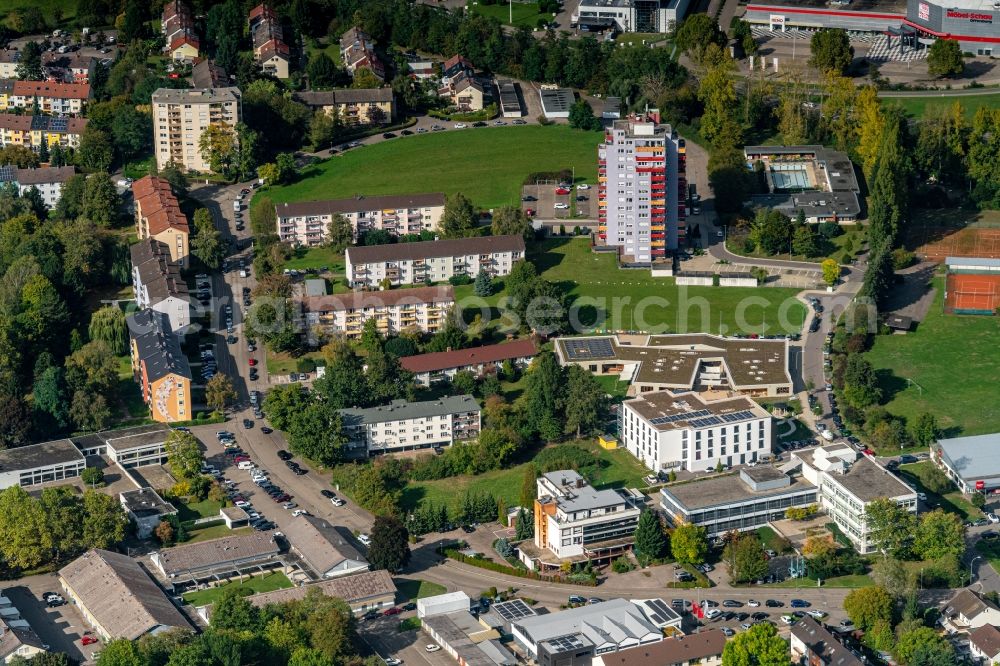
left=661, top=470, right=817, bottom=512
left=120, top=488, right=177, bottom=518
left=947, top=257, right=1000, bottom=269
left=513, top=598, right=661, bottom=647
left=937, top=433, right=1000, bottom=482
left=339, top=395, right=479, bottom=427
left=539, top=88, right=574, bottom=113
left=833, top=455, right=914, bottom=502
left=0, top=439, right=85, bottom=472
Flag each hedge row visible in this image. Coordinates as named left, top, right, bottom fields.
left=440, top=547, right=598, bottom=587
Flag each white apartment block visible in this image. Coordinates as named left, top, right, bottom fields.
left=598, top=116, right=686, bottom=264
left=275, top=193, right=445, bottom=246
left=791, top=444, right=917, bottom=554
left=531, top=470, right=643, bottom=562
left=130, top=238, right=191, bottom=335
left=303, top=286, right=453, bottom=340
left=346, top=234, right=525, bottom=288
left=339, top=395, right=481, bottom=456
left=621, top=390, right=773, bottom=473
left=152, top=87, right=242, bottom=173
left=0, top=165, right=76, bottom=209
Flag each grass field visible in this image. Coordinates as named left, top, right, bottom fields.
left=505, top=238, right=809, bottom=334
left=176, top=499, right=223, bottom=523
left=976, top=538, right=1000, bottom=572
left=616, top=32, right=671, bottom=47
left=400, top=438, right=650, bottom=513
left=888, top=92, right=1000, bottom=120
left=266, top=350, right=326, bottom=376
left=258, top=126, right=603, bottom=210
left=864, top=280, right=1000, bottom=437
left=284, top=247, right=345, bottom=272
left=898, top=461, right=982, bottom=521
left=468, top=0, right=549, bottom=28
left=394, top=578, right=447, bottom=600
left=181, top=571, right=292, bottom=606
left=764, top=575, right=871, bottom=588
left=0, top=0, right=75, bottom=27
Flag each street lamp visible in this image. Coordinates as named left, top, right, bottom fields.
left=971, top=555, right=983, bottom=584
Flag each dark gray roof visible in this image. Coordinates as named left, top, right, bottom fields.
left=126, top=309, right=191, bottom=382
left=539, top=88, right=575, bottom=113
left=339, top=395, right=479, bottom=426
left=154, top=531, right=281, bottom=576
left=0, top=438, right=84, bottom=472
left=791, top=616, right=864, bottom=666
left=832, top=455, right=914, bottom=503
left=191, top=59, right=229, bottom=88
left=294, top=88, right=393, bottom=106
left=7, top=165, right=76, bottom=185
left=347, top=234, right=524, bottom=265
left=120, top=488, right=177, bottom=518
left=284, top=515, right=367, bottom=576
left=276, top=193, right=446, bottom=219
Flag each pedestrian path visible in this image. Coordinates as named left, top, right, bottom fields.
left=866, top=35, right=928, bottom=62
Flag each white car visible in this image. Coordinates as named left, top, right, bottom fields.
left=988, top=513, right=1000, bottom=524
left=705, top=609, right=722, bottom=620
left=748, top=599, right=761, bottom=607
left=282, top=502, right=297, bottom=510
left=577, top=183, right=589, bottom=190
left=235, top=500, right=251, bottom=508
left=781, top=615, right=796, bottom=625
left=292, top=509, right=310, bottom=517
left=554, top=203, right=570, bottom=209
left=454, top=123, right=468, bottom=129
left=385, top=659, right=402, bottom=666
left=808, top=610, right=827, bottom=619
left=425, top=645, right=441, bottom=653
left=358, top=534, right=372, bottom=546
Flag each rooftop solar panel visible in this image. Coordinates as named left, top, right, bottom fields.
left=648, top=408, right=714, bottom=426
left=688, top=415, right=723, bottom=428
left=492, top=599, right=536, bottom=621
left=562, top=338, right=614, bottom=361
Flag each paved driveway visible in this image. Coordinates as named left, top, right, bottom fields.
left=4, top=575, right=98, bottom=663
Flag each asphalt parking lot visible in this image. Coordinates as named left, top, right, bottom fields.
left=5, top=575, right=100, bottom=663
left=521, top=182, right=573, bottom=219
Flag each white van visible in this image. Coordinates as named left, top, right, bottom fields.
left=237, top=461, right=255, bottom=470
left=233, top=201, right=241, bottom=212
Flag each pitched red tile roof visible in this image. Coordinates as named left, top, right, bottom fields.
left=169, top=35, right=200, bottom=51
left=132, top=176, right=189, bottom=236
left=400, top=339, right=537, bottom=374
left=12, top=80, right=90, bottom=100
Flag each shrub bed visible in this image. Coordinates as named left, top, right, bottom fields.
left=439, top=544, right=598, bottom=586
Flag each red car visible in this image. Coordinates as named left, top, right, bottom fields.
left=863, top=448, right=875, bottom=456
left=248, top=358, right=257, bottom=367
left=81, top=636, right=99, bottom=646
left=525, top=208, right=536, bottom=217
left=555, top=188, right=570, bottom=195
left=383, top=607, right=403, bottom=616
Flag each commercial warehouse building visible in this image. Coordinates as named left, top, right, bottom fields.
left=276, top=193, right=446, bottom=246
left=339, top=395, right=481, bottom=456
left=621, top=390, right=773, bottom=473
left=345, top=234, right=525, bottom=288
left=660, top=466, right=818, bottom=537
left=932, top=432, right=1000, bottom=494
left=554, top=334, right=794, bottom=399
left=744, top=0, right=1000, bottom=56
left=539, top=88, right=575, bottom=119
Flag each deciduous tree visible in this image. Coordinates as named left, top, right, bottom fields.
left=191, top=209, right=225, bottom=269
left=326, top=214, right=354, bottom=252
left=205, top=373, right=237, bottom=413
left=164, top=430, right=205, bottom=481
left=88, top=306, right=128, bottom=355
left=809, top=29, right=854, bottom=74
left=913, top=509, right=965, bottom=560
left=721, top=622, right=788, bottom=666
left=439, top=193, right=477, bottom=239
left=368, top=515, right=411, bottom=572
left=865, top=497, right=916, bottom=558
left=722, top=532, right=768, bottom=583
left=844, top=585, right=894, bottom=632
left=927, top=39, right=964, bottom=78
left=671, top=522, right=708, bottom=565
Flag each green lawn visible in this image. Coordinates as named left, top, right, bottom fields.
left=401, top=438, right=650, bottom=512
left=181, top=571, right=293, bottom=606
left=764, top=575, right=871, bottom=588
left=594, top=375, right=630, bottom=401
left=257, top=126, right=602, bottom=211
left=778, top=418, right=813, bottom=443
left=756, top=526, right=791, bottom=554
left=185, top=525, right=253, bottom=544
left=266, top=350, right=326, bottom=376
left=725, top=226, right=866, bottom=265
left=888, top=92, right=1000, bottom=120
left=116, top=355, right=148, bottom=419
left=394, top=578, right=447, bottom=600
left=520, top=238, right=809, bottom=334
left=864, top=280, right=1000, bottom=437
left=976, top=538, right=1000, bottom=572
left=898, top=461, right=982, bottom=521
left=0, top=0, right=76, bottom=27
left=468, top=0, right=550, bottom=28
left=616, top=33, right=671, bottom=47
left=284, top=247, right=345, bottom=273
left=176, top=499, right=224, bottom=523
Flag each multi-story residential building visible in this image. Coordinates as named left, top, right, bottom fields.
left=3, top=80, right=91, bottom=114
left=598, top=115, right=686, bottom=264
left=554, top=334, right=794, bottom=399
left=304, top=286, right=454, bottom=339
left=345, top=234, right=525, bottom=288
left=790, top=617, right=864, bottom=666
left=127, top=309, right=193, bottom=424
left=438, top=72, right=485, bottom=112
left=791, top=444, right=917, bottom=554
left=943, top=589, right=1000, bottom=633
left=130, top=238, right=191, bottom=333
left=621, top=390, right=773, bottom=473
left=275, top=193, right=445, bottom=246
left=400, top=338, right=536, bottom=387
left=338, top=395, right=481, bottom=456
left=0, top=165, right=76, bottom=208
left=340, top=27, right=385, bottom=80
left=0, top=114, right=87, bottom=151
left=294, top=88, right=395, bottom=126
left=41, top=52, right=97, bottom=83
left=660, top=466, right=818, bottom=537
left=132, top=176, right=190, bottom=267
left=151, top=87, right=241, bottom=173
left=0, top=51, right=19, bottom=79
left=528, top=469, right=643, bottom=567
left=249, top=4, right=290, bottom=79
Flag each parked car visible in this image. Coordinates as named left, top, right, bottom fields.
left=425, top=645, right=441, bottom=653
left=383, top=607, right=403, bottom=616
left=81, top=636, right=99, bottom=645
left=277, top=450, right=292, bottom=460
left=320, top=489, right=335, bottom=498
left=261, top=427, right=273, bottom=434
left=554, top=203, right=570, bottom=210
left=555, top=187, right=571, bottom=195
left=790, top=599, right=811, bottom=608
left=358, top=534, right=371, bottom=546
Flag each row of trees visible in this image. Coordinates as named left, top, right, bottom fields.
left=0, top=485, right=128, bottom=571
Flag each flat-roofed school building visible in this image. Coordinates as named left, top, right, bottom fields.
left=0, top=439, right=87, bottom=489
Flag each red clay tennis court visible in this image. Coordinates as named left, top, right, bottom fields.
left=945, top=273, right=1000, bottom=314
